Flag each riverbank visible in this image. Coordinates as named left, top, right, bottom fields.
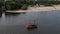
left=6, top=5, right=60, bottom=12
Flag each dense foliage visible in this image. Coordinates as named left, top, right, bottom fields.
left=0, top=0, right=60, bottom=10
left=21, top=4, right=28, bottom=10
left=5, top=1, right=22, bottom=10
left=5, top=1, right=37, bottom=10
left=0, top=1, right=4, bottom=8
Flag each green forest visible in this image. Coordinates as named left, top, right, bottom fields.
left=0, top=0, right=60, bottom=10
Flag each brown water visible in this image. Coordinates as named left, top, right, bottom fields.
left=0, top=10, right=60, bottom=34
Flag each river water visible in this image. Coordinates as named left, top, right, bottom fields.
left=0, top=10, right=60, bottom=34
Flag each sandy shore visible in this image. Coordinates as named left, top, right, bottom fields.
left=6, top=5, right=60, bottom=12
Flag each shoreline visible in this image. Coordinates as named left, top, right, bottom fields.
left=6, top=5, right=60, bottom=13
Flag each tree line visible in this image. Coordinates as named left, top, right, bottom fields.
left=0, top=0, right=60, bottom=10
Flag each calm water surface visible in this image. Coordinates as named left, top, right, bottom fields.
left=0, top=10, right=60, bottom=34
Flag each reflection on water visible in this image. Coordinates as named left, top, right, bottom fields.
left=0, top=13, right=2, bottom=17
left=0, top=10, right=60, bottom=34
left=5, top=12, right=26, bottom=17
left=0, top=12, right=2, bottom=17
left=5, top=12, right=26, bottom=15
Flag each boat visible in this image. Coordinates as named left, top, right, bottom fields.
left=26, top=23, right=37, bottom=29
left=26, top=16, right=37, bottom=29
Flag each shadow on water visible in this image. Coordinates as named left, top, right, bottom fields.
left=0, top=8, right=3, bottom=18
left=0, top=13, right=2, bottom=18
left=5, top=12, right=26, bottom=16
